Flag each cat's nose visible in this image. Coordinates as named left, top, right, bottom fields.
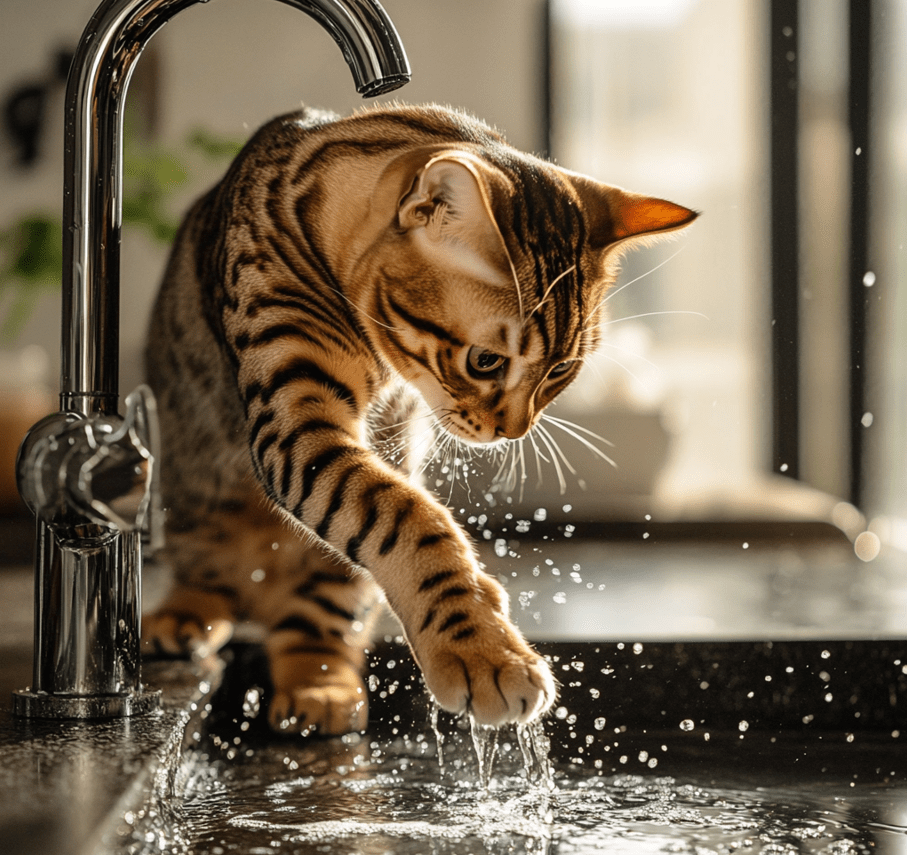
left=495, top=420, right=531, bottom=440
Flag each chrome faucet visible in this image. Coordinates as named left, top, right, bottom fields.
left=13, top=0, right=410, bottom=719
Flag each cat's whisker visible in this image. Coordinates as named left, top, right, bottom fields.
left=386, top=410, right=444, bottom=465
left=533, top=425, right=568, bottom=495
left=597, top=309, right=709, bottom=329
left=542, top=414, right=617, bottom=468
left=543, top=414, right=615, bottom=448
left=598, top=340, right=663, bottom=373
left=324, top=284, right=402, bottom=333
left=526, top=265, right=577, bottom=320
left=518, top=437, right=528, bottom=502
left=600, top=245, right=687, bottom=307
left=594, top=349, right=649, bottom=388
left=489, top=443, right=512, bottom=487
left=527, top=430, right=547, bottom=489
left=537, top=422, right=578, bottom=480
left=469, top=175, right=526, bottom=322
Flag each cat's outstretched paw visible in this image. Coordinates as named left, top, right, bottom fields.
left=416, top=575, right=557, bottom=727
left=425, top=643, right=556, bottom=727
left=268, top=678, right=368, bottom=735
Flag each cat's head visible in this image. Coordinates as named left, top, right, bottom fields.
left=365, top=146, right=697, bottom=446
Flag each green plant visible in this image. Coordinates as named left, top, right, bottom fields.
left=0, top=128, right=242, bottom=340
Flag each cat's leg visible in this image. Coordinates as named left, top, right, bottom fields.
left=142, top=507, right=244, bottom=659
left=255, top=542, right=378, bottom=735
left=250, top=422, right=556, bottom=727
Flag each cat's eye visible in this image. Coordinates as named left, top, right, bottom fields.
left=548, top=360, right=576, bottom=379
left=467, top=347, right=507, bottom=378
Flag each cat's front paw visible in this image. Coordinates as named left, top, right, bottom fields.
left=416, top=575, right=556, bottom=726
left=269, top=680, right=368, bottom=735
left=267, top=649, right=368, bottom=736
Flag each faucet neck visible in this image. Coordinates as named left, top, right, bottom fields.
left=60, top=0, right=410, bottom=417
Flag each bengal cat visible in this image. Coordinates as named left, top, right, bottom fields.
left=142, top=104, right=696, bottom=736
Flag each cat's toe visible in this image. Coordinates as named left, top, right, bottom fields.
left=268, top=681, right=368, bottom=736
left=428, top=646, right=556, bottom=727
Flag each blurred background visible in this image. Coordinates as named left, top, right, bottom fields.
left=0, top=0, right=904, bottom=559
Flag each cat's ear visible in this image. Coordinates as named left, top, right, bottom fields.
left=398, top=155, right=503, bottom=261
left=569, top=172, right=698, bottom=249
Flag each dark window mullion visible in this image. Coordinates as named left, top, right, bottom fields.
left=770, top=0, right=801, bottom=480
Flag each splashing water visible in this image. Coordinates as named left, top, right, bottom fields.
left=175, top=736, right=897, bottom=855
left=470, top=718, right=500, bottom=789
left=517, top=718, right=555, bottom=792
left=430, top=700, right=555, bottom=794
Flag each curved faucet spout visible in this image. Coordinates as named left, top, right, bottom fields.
left=61, top=0, right=410, bottom=417
left=15, top=0, right=409, bottom=720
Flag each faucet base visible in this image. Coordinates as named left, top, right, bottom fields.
left=11, top=688, right=162, bottom=720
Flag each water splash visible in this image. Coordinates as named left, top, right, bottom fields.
left=517, top=719, right=555, bottom=792
left=469, top=717, right=500, bottom=788
left=430, top=699, right=446, bottom=771
left=181, top=746, right=888, bottom=855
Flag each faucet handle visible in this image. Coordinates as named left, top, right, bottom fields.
left=75, top=385, right=161, bottom=541
left=18, top=385, right=162, bottom=543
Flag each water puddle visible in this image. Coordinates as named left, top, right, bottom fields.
left=173, top=721, right=906, bottom=855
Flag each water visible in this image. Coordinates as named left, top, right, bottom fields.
left=134, top=640, right=907, bottom=854
left=170, top=722, right=907, bottom=855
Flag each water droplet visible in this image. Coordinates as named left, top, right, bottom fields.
left=553, top=592, right=567, bottom=604
left=242, top=688, right=261, bottom=718
left=780, top=462, right=789, bottom=472
left=861, top=412, right=874, bottom=427
left=594, top=716, right=607, bottom=730
left=533, top=508, right=547, bottom=521
left=680, top=719, right=695, bottom=731
left=854, top=530, right=881, bottom=562
left=863, top=270, right=876, bottom=287
left=738, top=720, right=749, bottom=732
left=494, top=538, right=507, bottom=557
left=250, top=568, right=265, bottom=582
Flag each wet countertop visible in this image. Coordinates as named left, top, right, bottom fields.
left=2, top=511, right=907, bottom=853
left=0, top=516, right=222, bottom=855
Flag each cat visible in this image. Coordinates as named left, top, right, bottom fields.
left=142, top=103, right=697, bottom=736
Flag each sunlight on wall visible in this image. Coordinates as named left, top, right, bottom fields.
left=550, top=0, right=768, bottom=516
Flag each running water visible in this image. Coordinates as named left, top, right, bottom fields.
left=430, top=699, right=556, bottom=793
left=431, top=700, right=446, bottom=770
left=517, top=718, right=555, bottom=791
left=469, top=718, right=499, bottom=788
